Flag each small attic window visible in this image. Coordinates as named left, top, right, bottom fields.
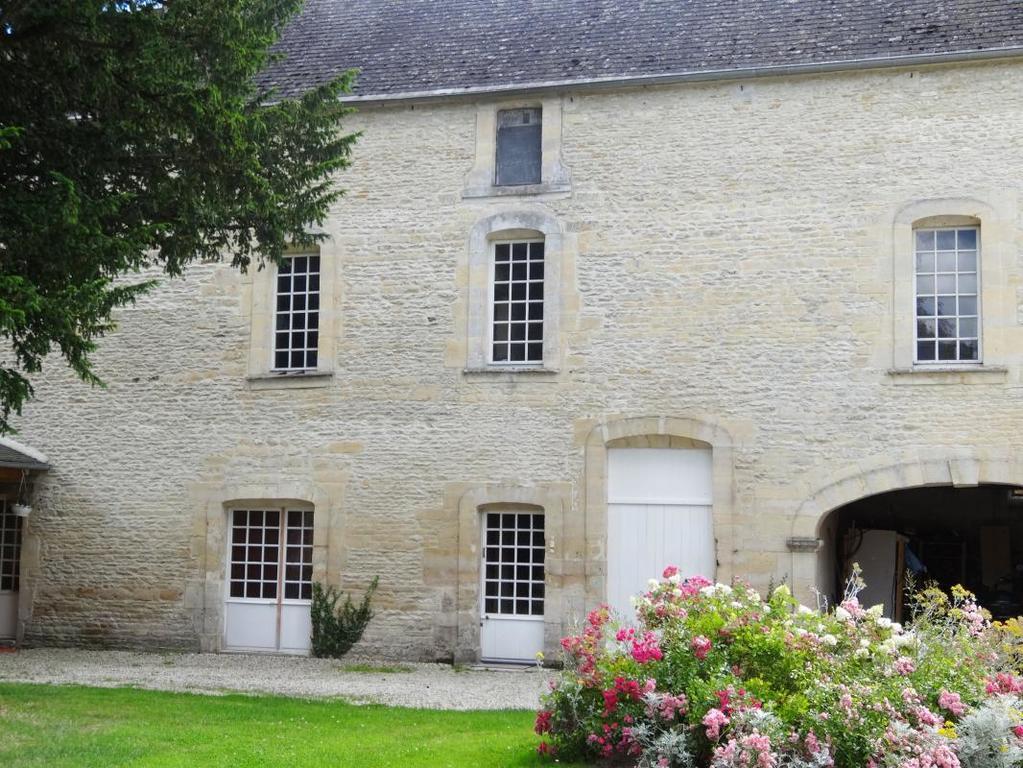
left=495, top=108, right=542, bottom=186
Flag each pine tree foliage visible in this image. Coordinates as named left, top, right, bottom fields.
left=0, top=1, right=357, bottom=430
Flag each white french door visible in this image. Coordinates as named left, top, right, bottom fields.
left=480, top=510, right=545, bottom=663
left=0, top=501, right=21, bottom=639
left=224, top=508, right=314, bottom=654
left=607, top=448, right=716, bottom=620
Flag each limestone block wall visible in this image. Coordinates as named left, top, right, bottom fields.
left=11, top=58, right=1023, bottom=658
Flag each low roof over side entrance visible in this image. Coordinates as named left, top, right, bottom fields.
left=0, top=438, right=49, bottom=471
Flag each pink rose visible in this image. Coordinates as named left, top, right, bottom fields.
left=692, top=634, right=713, bottom=661
left=938, top=690, right=966, bottom=717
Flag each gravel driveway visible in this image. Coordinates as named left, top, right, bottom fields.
left=0, top=648, right=552, bottom=710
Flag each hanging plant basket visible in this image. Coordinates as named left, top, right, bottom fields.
left=11, top=503, right=31, bottom=518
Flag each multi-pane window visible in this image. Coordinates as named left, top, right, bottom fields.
left=0, top=503, right=21, bottom=593
left=914, top=227, right=980, bottom=363
left=496, top=108, right=542, bottom=186
left=283, top=510, right=314, bottom=600
left=491, top=241, right=544, bottom=364
left=273, top=255, right=320, bottom=371
left=228, top=508, right=313, bottom=601
left=482, top=512, right=545, bottom=617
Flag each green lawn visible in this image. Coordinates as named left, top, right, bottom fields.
left=0, top=683, right=583, bottom=767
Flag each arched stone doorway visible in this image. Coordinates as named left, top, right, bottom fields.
left=816, top=483, right=1023, bottom=622
left=582, top=415, right=737, bottom=616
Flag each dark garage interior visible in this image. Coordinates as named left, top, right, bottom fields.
left=818, top=484, right=1023, bottom=621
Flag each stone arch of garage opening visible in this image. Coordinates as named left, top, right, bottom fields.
left=798, top=454, right=1023, bottom=622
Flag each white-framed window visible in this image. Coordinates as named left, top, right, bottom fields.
left=228, top=508, right=314, bottom=601
left=914, top=226, right=980, bottom=363
left=0, top=502, right=21, bottom=593
left=481, top=510, right=545, bottom=617
left=489, top=239, right=545, bottom=364
left=273, top=254, right=320, bottom=371
left=495, top=108, right=542, bottom=186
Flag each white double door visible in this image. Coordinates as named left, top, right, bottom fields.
left=480, top=510, right=546, bottom=663
left=607, top=448, right=716, bottom=620
left=0, top=502, right=22, bottom=639
left=224, top=508, right=314, bottom=654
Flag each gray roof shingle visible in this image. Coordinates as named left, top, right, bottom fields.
left=0, top=440, right=48, bottom=471
left=261, top=0, right=1023, bottom=99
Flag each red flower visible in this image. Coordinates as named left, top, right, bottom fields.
left=534, top=710, right=553, bottom=735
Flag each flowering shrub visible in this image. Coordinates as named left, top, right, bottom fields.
left=536, top=567, right=1023, bottom=767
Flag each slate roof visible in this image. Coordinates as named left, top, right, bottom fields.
left=0, top=440, right=49, bottom=471
left=261, top=0, right=1023, bottom=100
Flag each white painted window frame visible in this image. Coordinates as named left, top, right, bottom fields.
left=225, top=507, right=314, bottom=608
left=0, top=500, right=21, bottom=594
left=271, top=253, right=321, bottom=373
left=912, top=226, right=982, bottom=365
left=487, top=238, right=546, bottom=366
left=479, top=510, right=546, bottom=622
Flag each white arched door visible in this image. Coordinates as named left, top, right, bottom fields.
left=480, top=510, right=546, bottom=663
left=606, top=448, right=715, bottom=620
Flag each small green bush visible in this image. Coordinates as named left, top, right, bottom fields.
left=310, top=577, right=378, bottom=659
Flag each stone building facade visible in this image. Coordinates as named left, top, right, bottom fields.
left=4, top=1, right=1023, bottom=661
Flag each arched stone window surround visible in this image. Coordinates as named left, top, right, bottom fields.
left=454, top=483, right=568, bottom=663
left=582, top=416, right=737, bottom=610
left=888, top=194, right=1015, bottom=378
left=464, top=207, right=570, bottom=373
left=786, top=449, right=1023, bottom=605
left=191, top=478, right=345, bottom=652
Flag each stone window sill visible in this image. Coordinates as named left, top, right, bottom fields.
left=246, top=371, right=334, bottom=390
left=886, top=365, right=1007, bottom=386
left=463, top=365, right=559, bottom=381
left=462, top=182, right=571, bottom=200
